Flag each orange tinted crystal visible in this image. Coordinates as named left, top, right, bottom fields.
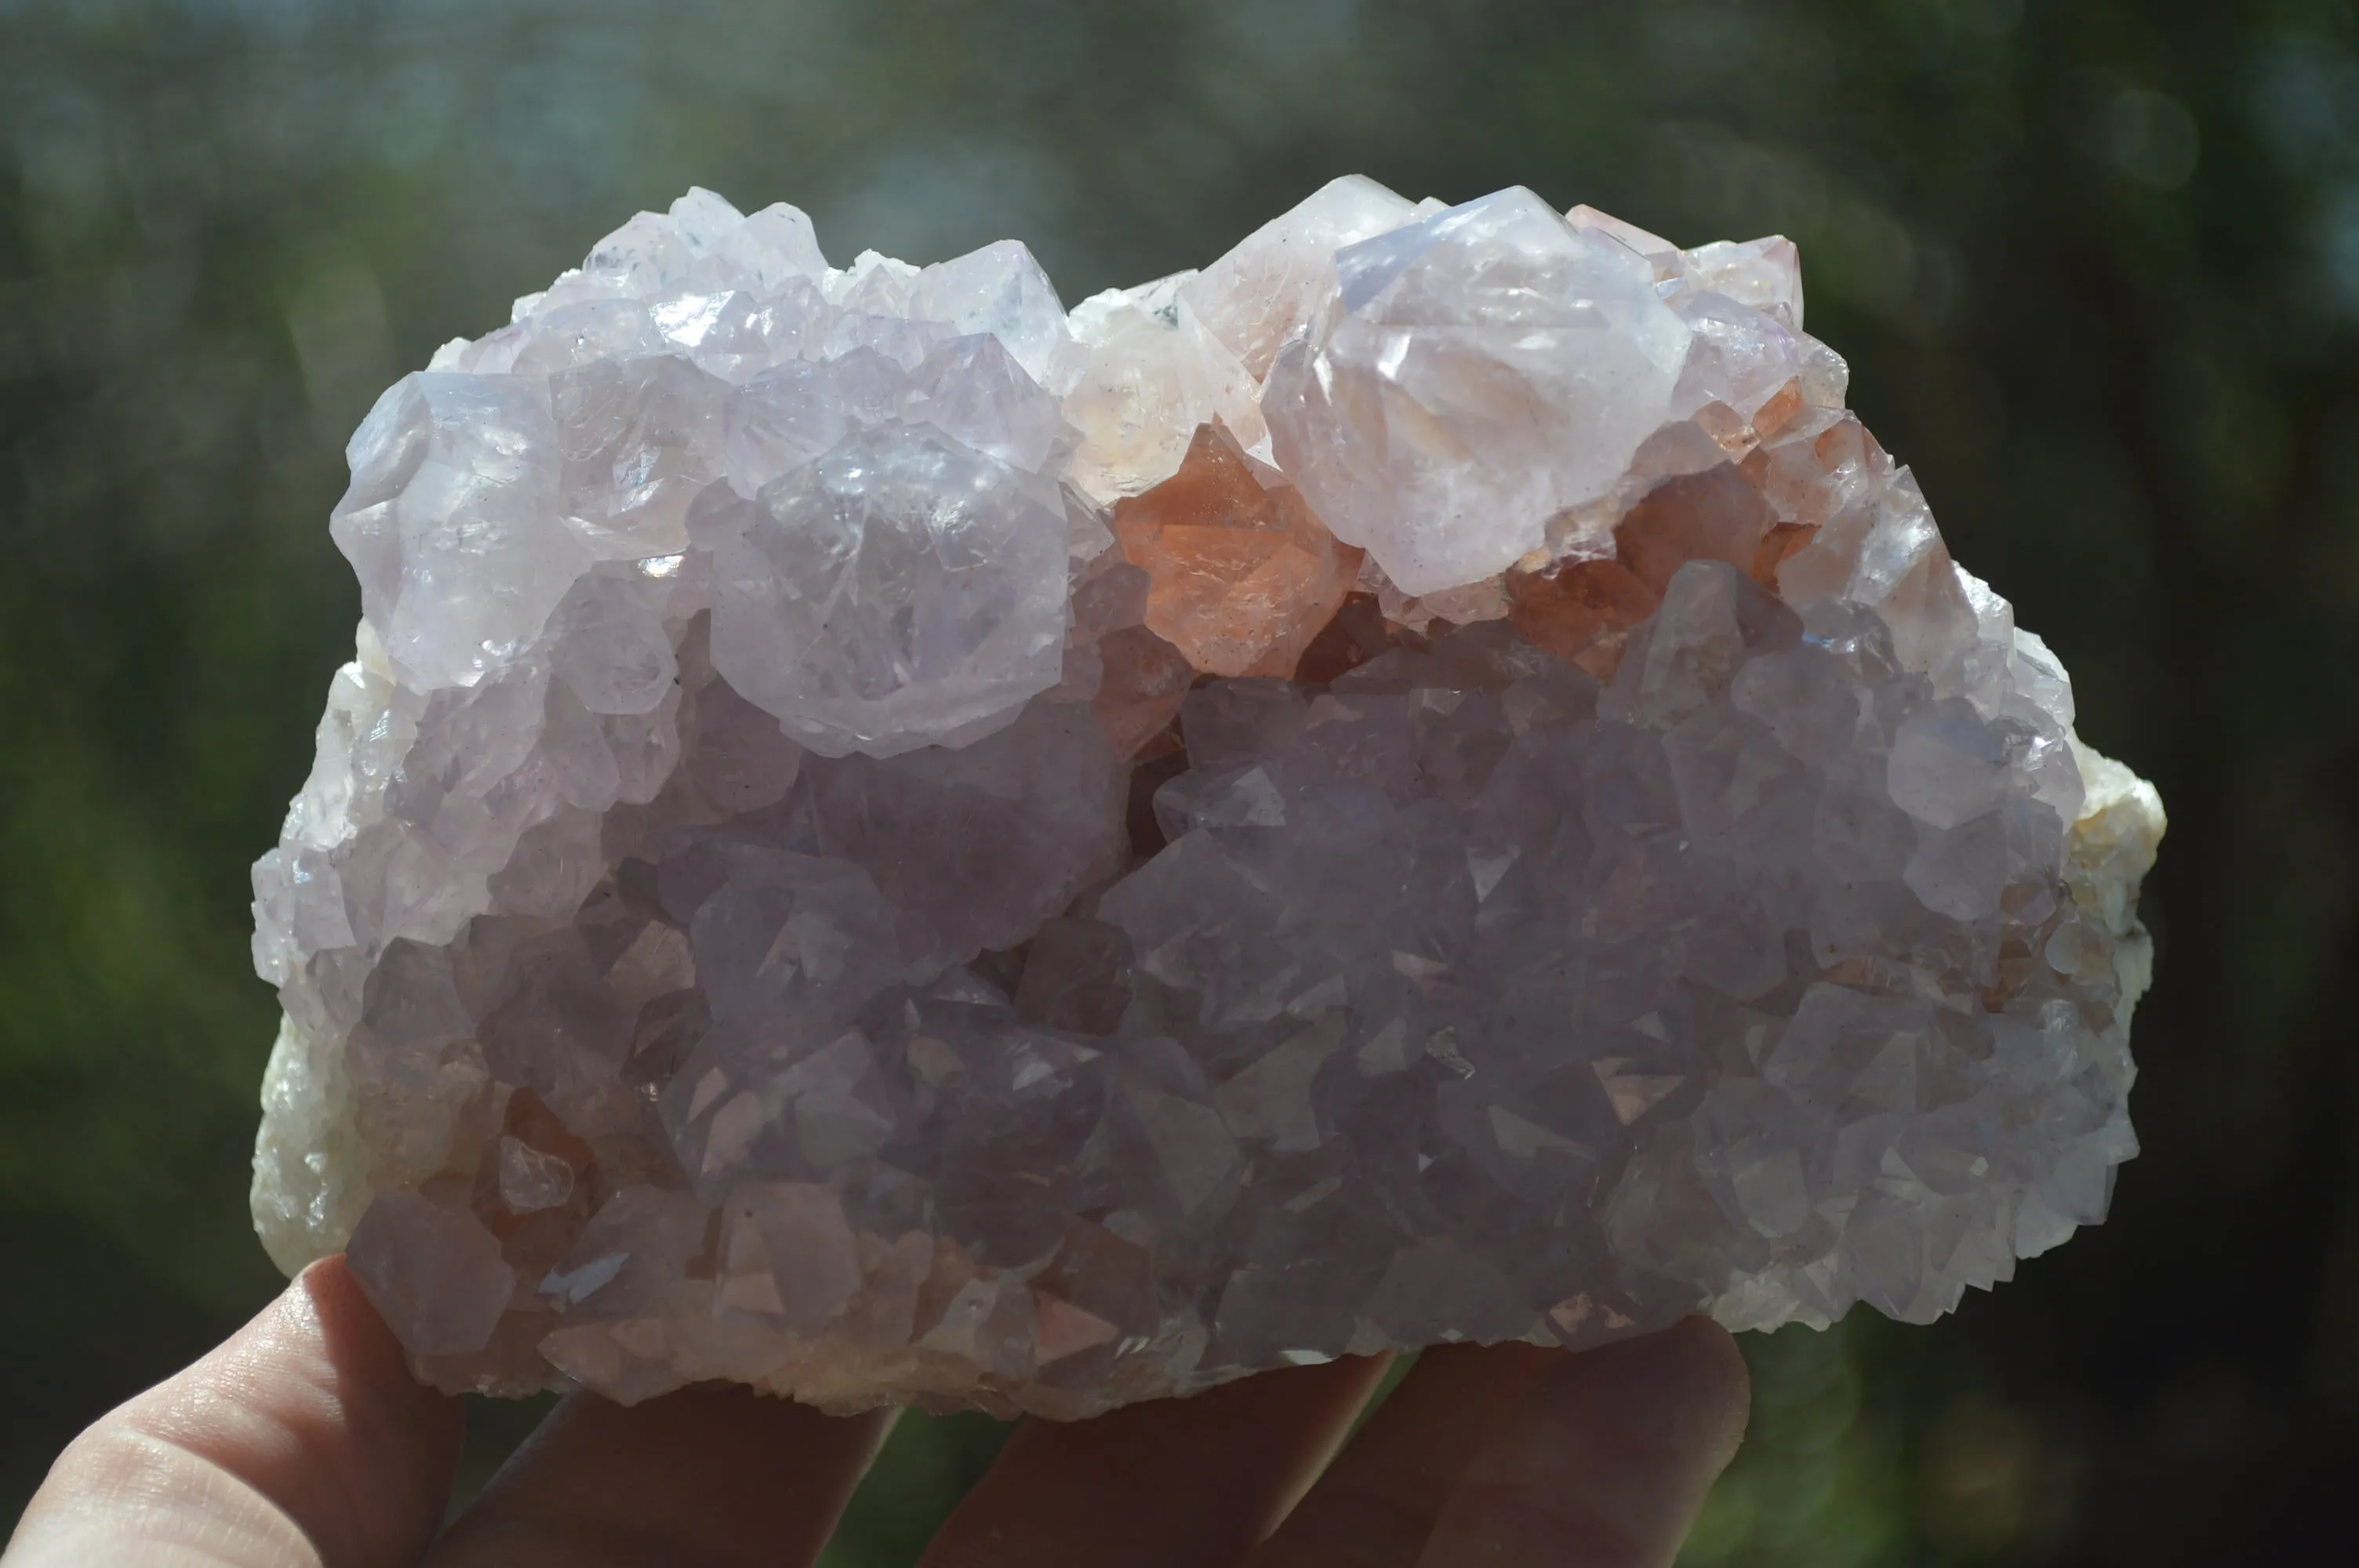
left=1111, top=422, right=1362, bottom=678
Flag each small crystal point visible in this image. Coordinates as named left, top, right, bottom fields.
left=1111, top=422, right=1361, bottom=678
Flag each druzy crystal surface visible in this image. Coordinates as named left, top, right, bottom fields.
left=251, top=180, right=2164, bottom=1417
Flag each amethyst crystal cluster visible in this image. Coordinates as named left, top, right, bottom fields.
left=250, top=180, right=2162, bottom=1417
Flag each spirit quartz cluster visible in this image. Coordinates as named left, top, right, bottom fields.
left=250, top=178, right=2164, bottom=1417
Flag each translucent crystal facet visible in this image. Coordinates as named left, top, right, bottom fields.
left=253, top=182, right=2163, bottom=1421
left=1267, top=186, right=1692, bottom=596
left=696, top=423, right=1073, bottom=758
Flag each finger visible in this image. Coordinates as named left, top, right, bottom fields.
left=919, top=1353, right=1392, bottom=1568
left=424, top=1384, right=892, bottom=1568
left=4, top=1254, right=463, bottom=1568
left=1416, top=1316, right=1750, bottom=1568
left=1246, top=1341, right=1565, bottom=1568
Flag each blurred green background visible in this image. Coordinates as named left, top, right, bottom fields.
left=5, top=0, right=2357, bottom=1561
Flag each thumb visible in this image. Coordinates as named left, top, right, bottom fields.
left=5, top=1254, right=463, bottom=1568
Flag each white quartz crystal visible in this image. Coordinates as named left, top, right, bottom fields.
left=696, top=423, right=1074, bottom=757
left=1063, top=272, right=1265, bottom=504
left=1267, top=186, right=1692, bottom=595
left=252, top=183, right=2163, bottom=1420
left=1180, top=173, right=1423, bottom=382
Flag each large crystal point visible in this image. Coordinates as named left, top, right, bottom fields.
left=1180, top=173, right=1423, bottom=381
left=1266, top=187, right=1692, bottom=596
left=253, top=183, right=2163, bottom=1421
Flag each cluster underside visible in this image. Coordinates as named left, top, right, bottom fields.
left=250, top=179, right=2162, bottom=1417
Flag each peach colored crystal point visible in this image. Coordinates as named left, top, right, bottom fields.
left=1110, top=421, right=1361, bottom=678
left=1510, top=459, right=1789, bottom=678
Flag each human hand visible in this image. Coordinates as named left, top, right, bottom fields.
left=4, top=1256, right=1748, bottom=1567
